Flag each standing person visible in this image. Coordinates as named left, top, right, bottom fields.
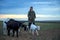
left=28, top=6, right=36, bottom=29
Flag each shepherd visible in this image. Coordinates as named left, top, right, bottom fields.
left=28, top=6, right=39, bottom=35
left=28, top=6, right=36, bottom=29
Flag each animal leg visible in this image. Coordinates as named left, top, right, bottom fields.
left=12, top=30, right=15, bottom=37
left=36, top=30, right=39, bottom=36
left=7, top=29, right=10, bottom=36
left=32, top=30, right=34, bottom=35
left=16, top=30, right=18, bottom=37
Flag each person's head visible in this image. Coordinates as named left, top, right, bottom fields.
left=30, top=6, right=33, bottom=11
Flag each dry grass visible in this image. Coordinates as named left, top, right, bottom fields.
left=0, top=21, right=60, bottom=40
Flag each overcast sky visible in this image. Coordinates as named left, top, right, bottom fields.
left=0, top=0, right=60, bottom=15
left=0, top=0, right=60, bottom=21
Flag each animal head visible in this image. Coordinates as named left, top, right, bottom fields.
left=4, top=21, right=8, bottom=24
left=21, top=24, right=28, bottom=31
left=37, top=26, right=40, bottom=30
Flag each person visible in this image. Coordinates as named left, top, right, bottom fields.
left=28, top=6, right=36, bottom=29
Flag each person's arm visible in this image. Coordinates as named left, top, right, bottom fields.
left=33, top=11, right=36, bottom=18
left=28, top=11, right=30, bottom=18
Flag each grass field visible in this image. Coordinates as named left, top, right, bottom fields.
left=0, top=21, right=60, bottom=40
left=35, top=22, right=60, bottom=30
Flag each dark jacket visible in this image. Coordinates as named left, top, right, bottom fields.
left=28, top=11, right=36, bottom=23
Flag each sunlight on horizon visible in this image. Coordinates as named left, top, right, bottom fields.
left=0, top=14, right=60, bottom=19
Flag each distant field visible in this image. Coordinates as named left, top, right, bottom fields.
left=35, top=22, right=60, bottom=30
left=0, top=21, right=60, bottom=40
left=0, top=21, right=60, bottom=30
left=0, top=21, right=60, bottom=33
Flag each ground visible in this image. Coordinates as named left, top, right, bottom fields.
left=0, top=29, right=60, bottom=40
left=0, top=21, right=60, bottom=40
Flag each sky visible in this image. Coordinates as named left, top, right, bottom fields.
left=0, top=0, right=60, bottom=21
